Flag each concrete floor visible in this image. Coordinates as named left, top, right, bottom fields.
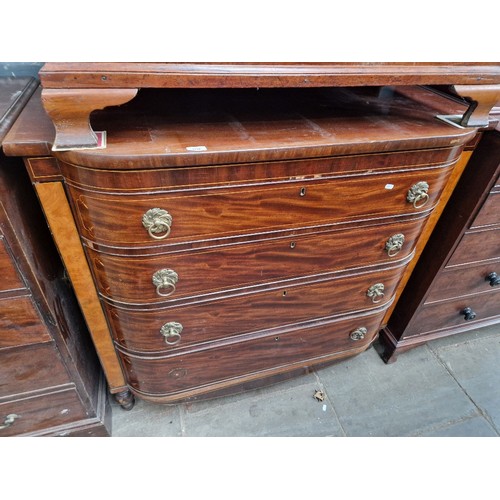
left=110, top=324, right=500, bottom=437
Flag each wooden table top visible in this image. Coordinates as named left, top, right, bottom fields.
left=39, top=63, right=500, bottom=89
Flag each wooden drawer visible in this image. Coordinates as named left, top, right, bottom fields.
left=0, top=296, right=52, bottom=349
left=105, top=263, right=406, bottom=353
left=446, top=227, right=500, bottom=268
left=0, top=388, right=88, bottom=437
left=0, top=238, right=25, bottom=293
left=0, top=343, right=70, bottom=398
left=403, top=291, right=500, bottom=338
left=470, top=190, right=500, bottom=229
left=90, top=215, right=426, bottom=305
left=426, top=260, right=500, bottom=303
left=117, top=306, right=388, bottom=400
left=70, top=163, right=454, bottom=249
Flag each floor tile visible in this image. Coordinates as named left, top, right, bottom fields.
left=417, top=416, right=498, bottom=437
left=111, top=398, right=182, bottom=437
left=426, top=323, right=500, bottom=350
left=431, top=334, right=500, bottom=433
left=316, top=345, right=478, bottom=436
left=181, top=376, right=345, bottom=437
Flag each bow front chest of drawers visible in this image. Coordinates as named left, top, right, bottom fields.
left=3, top=75, right=486, bottom=408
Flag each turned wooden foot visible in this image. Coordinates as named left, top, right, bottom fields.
left=113, top=389, right=136, bottom=411
left=41, top=88, right=138, bottom=151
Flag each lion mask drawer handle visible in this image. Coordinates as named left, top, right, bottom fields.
left=407, top=181, right=430, bottom=209
left=152, top=269, right=179, bottom=297
left=142, top=208, right=172, bottom=240
left=160, top=322, right=183, bottom=345
left=366, top=283, right=385, bottom=303
left=350, top=327, right=367, bottom=341
left=385, top=233, right=405, bottom=257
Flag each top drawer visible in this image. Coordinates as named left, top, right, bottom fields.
left=69, top=162, right=455, bottom=250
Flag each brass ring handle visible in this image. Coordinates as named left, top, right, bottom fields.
left=350, top=327, right=367, bottom=341
left=366, top=283, right=385, bottom=304
left=160, top=321, right=183, bottom=345
left=385, top=233, right=405, bottom=257
left=142, top=208, right=172, bottom=240
left=407, top=181, right=430, bottom=209
left=0, top=414, right=19, bottom=430
left=152, top=269, right=179, bottom=297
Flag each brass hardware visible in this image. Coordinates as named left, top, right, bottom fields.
left=152, top=269, right=179, bottom=297
left=160, top=321, right=183, bottom=345
left=407, top=181, right=430, bottom=208
left=385, top=233, right=405, bottom=257
left=350, top=327, right=367, bottom=341
left=486, top=272, right=500, bottom=287
left=290, top=241, right=296, bottom=249
left=366, top=283, right=385, bottom=303
left=461, top=307, right=476, bottom=321
left=299, top=187, right=306, bottom=197
left=0, top=414, right=19, bottom=430
left=142, top=208, right=172, bottom=240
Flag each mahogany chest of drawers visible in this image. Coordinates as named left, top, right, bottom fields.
left=380, top=126, right=500, bottom=361
left=0, top=77, right=110, bottom=435
left=4, top=72, right=489, bottom=408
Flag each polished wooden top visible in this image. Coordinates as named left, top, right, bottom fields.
left=39, top=63, right=500, bottom=89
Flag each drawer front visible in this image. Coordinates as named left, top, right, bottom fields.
left=470, top=190, right=500, bottom=229
left=426, top=260, right=500, bottom=303
left=446, top=227, right=500, bottom=268
left=61, top=148, right=461, bottom=192
left=90, top=215, right=425, bottom=305
left=404, top=291, right=500, bottom=338
left=70, top=164, right=453, bottom=249
left=117, top=307, right=388, bottom=397
left=0, top=343, right=70, bottom=398
left=0, top=238, right=25, bottom=293
left=105, top=264, right=405, bottom=353
left=0, top=389, right=87, bottom=437
left=0, top=296, right=52, bottom=349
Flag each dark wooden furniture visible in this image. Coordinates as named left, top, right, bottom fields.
left=5, top=66, right=491, bottom=408
left=0, top=77, right=110, bottom=435
left=379, top=125, right=500, bottom=362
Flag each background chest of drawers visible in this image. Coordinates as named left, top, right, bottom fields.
left=5, top=81, right=480, bottom=408
left=380, top=125, right=500, bottom=361
left=0, top=77, right=110, bottom=435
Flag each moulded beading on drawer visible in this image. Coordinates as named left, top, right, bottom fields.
left=89, top=214, right=426, bottom=305
left=104, top=262, right=407, bottom=353
left=69, top=163, right=455, bottom=250
left=0, top=296, right=52, bottom=349
left=0, top=388, right=88, bottom=437
left=116, top=305, right=389, bottom=401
